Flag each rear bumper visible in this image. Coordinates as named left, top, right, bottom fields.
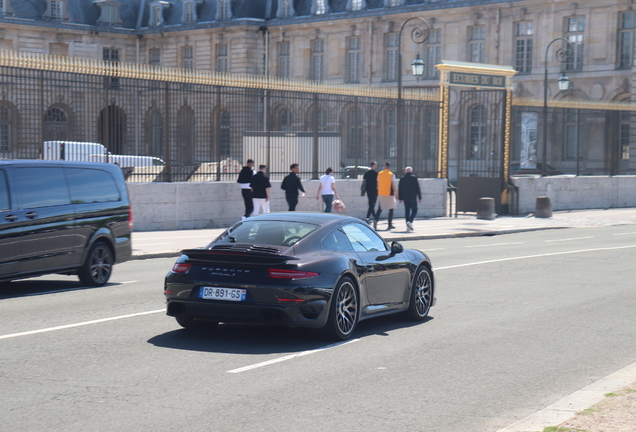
left=166, top=298, right=329, bottom=329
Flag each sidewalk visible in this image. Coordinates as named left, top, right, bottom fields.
left=131, top=207, right=636, bottom=259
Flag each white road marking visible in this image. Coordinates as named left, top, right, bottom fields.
left=0, top=310, right=164, bottom=341
left=497, top=361, right=636, bottom=432
left=545, top=236, right=594, bottom=242
left=435, top=244, right=636, bottom=271
left=227, top=339, right=360, bottom=373
left=423, top=248, right=445, bottom=251
left=132, top=242, right=172, bottom=246
left=465, top=242, right=524, bottom=248
left=613, top=231, right=636, bottom=236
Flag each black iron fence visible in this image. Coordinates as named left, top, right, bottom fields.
left=511, top=99, right=636, bottom=177
left=0, top=51, right=440, bottom=182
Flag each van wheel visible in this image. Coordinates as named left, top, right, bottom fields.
left=78, top=242, right=113, bottom=286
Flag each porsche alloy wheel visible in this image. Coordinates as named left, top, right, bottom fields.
left=314, top=277, right=358, bottom=341
left=403, top=266, right=432, bottom=321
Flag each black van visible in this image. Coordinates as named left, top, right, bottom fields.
left=0, top=160, right=132, bottom=286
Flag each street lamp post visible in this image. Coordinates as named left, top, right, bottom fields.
left=397, top=17, right=430, bottom=173
left=542, top=38, right=573, bottom=176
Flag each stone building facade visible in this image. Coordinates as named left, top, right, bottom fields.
left=0, top=0, right=634, bottom=177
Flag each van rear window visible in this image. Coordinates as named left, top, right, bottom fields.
left=66, top=168, right=121, bottom=203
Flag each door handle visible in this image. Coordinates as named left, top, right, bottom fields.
left=25, top=211, right=38, bottom=219
left=365, top=265, right=374, bottom=273
left=5, top=214, right=18, bottom=222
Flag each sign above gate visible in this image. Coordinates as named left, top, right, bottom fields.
left=436, top=61, right=517, bottom=90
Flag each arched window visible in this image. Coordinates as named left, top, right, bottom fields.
left=220, top=110, right=230, bottom=158
left=0, top=105, right=12, bottom=153
left=44, top=107, right=70, bottom=142
left=277, top=0, right=294, bottom=18
left=386, top=107, right=397, bottom=158
left=98, top=105, right=126, bottom=154
left=146, top=110, right=163, bottom=156
left=280, top=108, right=291, bottom=131
left=345, top=107, right=362, bottom=158
left=216, top=0, right=231, bottom=20
left=348, top=0, right=366, bottom=12
left=468, top=105, right=486, bottom=159
left=177, top=106, right=195, bottom=164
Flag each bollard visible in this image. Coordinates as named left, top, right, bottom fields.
left=476, top=197, right=496, bottom=220
left=535, top=196, right=553, bottom=218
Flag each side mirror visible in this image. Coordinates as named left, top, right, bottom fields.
left=390, top=241, right=404, bottom=254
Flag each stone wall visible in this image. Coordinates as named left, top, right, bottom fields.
left=127, top=178, right=448, bottom=231
left=512, top=176, right=636, bottom=213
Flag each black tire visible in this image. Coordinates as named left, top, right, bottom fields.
left=402, top=266, right=433, bottom=321
left=78, top=241, right=113, bottom=286
left=313, top=276, right=358, bottom=341
left=175, top=315, right=219, bottom=331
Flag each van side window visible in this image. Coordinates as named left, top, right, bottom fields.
left=66, top=168, right=121, bottom=203
left=14, top=167, right=71, bottom=208
left=0, top=170, right=10, bottom=210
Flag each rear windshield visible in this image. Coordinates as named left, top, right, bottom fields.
left=214, top=220, right=319, bottom=247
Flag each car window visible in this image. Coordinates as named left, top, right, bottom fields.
left=66, top=168, right=121, bottom=203
left=0, top=170, right=10, bottom=211
left=215, top=220, right=320, bottom=247
left=341, top=223, right=387, bottom=252
left=14, top=167, right=71, bottom=208
left=321, top=228, right=354, bottom=252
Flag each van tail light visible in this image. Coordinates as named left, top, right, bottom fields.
left=128, top=205, right=133, bottom=229
left=172, top=263, right=191, bottom=274
left=268, top=269, right=319, bottom=279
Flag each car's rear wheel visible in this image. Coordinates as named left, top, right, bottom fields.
left=402, top=266, right=432, bottom=321
left=313, top=276, right=358, bottom=341
left=175, top=316, right=219, bottom=331
left=78, top=241, right=113, bottom=286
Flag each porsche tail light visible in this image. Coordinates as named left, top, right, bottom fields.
left=268, top=269, right=319, bottom=279
left=172, top=263, right=191, bottom=273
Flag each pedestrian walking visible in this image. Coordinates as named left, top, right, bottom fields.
left=281, top=163, right=305, bottom=211
left=398, top=166, right=422, bottom=231
left=250, top=164, right=271, bottom=216
left=315, top=167, right=340, bottom=213
left=237, top=159, right=255, bottom=219
left=363, top=161, right=378, bottom=224
left=374, top=162, right=398, bottom=230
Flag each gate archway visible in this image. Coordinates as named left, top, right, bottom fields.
left=437, top=61, right=517, bottom=214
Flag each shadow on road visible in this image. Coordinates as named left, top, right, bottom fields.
left=148, top=314, right=433, bottom=355
left=0, top=279, right=119, bottom=299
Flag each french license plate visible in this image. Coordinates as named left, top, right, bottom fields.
left=201, top=287, right=246, bottom=301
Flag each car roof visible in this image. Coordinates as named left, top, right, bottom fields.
left=244, top=212, right=358, bottom=227
left=0, top=159, right=112, bottom=168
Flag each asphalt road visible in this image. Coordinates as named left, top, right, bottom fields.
left=1, top=225, right=635, bottom=432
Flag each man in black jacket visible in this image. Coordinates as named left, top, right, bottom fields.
left=398, top=166, right=422, bottom=232
left=363, top=161, right=378, bottom=224
left=281, top=163, right=305, bottom=211
left=237, top=159, right=255, bottom=219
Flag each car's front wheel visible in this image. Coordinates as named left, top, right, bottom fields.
left=314, top=276, right=358, bottom=341
left=78, top=241, right=113, bottom=286
left=402, top=266, right=433, bottom=321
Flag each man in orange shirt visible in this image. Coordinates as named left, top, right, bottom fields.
left=374, top=162, right=398, bottom=230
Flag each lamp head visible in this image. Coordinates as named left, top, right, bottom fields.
left=558, top=73, right=570, bottom=91
left=411, top=53, right=425, bottom=78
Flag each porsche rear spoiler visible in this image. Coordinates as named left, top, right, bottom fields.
left=180, top=247, right=299, bottom=265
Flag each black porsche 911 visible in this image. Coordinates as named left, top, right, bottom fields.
left=164, top=212, right=436, bottom=340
